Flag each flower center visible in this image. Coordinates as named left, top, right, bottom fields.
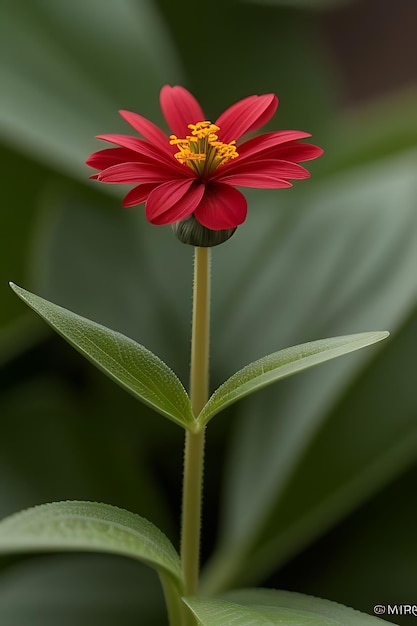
left=169, top=121, right=238, bottom=176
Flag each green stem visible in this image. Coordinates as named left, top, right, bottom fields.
left=189, top=247, right=211, bottom=418
left=181, top=247, right=211, bottom=605
left=181, top=428, right=206, bottom=595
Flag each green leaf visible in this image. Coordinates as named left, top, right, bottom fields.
left=202, top=150, right=417, bottom=594
left=184, top=597, right=275, bottom=625
left=9, top=283, right=195, bottom=430
left=184, top=589, right=394, bottom=625
left=197, top=332, right=388, bottom=427
left=241, top=306, right=417, bottom=588
left=0, top=0, right=182, bottom=177
left=0, top=501, right=185, bottom=626
left=0, top=501, right=182, bottom=587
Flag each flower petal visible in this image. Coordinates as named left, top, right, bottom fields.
left=264, top=141, right=324, bottom=163
left=160, top=85, right=205, bottom=136
left=122, top=183, right=159, bottom=207
left=95, top=134, right=195, bottom=182
left=119, top=110, right=172, bottom=153
left=145, top=179, right=205, bottom=225
left=97, top=162, right=180, bottom=184
left=215, top=94, right=278, bottom=143
left=86, top=147, right=141, bottom=170
left=194, top=183, right=247, bottom=230
left=214, top=159, right=310, bottom=186
left=244, top=96, right=279, bottom=134
left=96, top=134, right=184, bottom=169
left=96, top=134, right=155, bottom=154
left=233, top=130, right=313, bottom=161
left=216, top=172, right=293, bottom=189
left=237, top=139, right=324, bottom=165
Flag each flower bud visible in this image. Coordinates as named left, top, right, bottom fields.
left=172, top=215, right=236, bottom=247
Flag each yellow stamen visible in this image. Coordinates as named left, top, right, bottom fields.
left=187, top=122, right=220, bottom=140
left=170, top=120, right=239, bottom=175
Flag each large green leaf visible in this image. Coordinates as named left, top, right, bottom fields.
left=184, top=589, right=393, bottom=626
left=197, top=332, right=388, bottom=427
left=0, top=501, right=182, bottom=586
left=202, top=150, right=417, bottom=593
left=0, top=0, right=182, bottom=177
left=9, top=283, right=195, bottom=429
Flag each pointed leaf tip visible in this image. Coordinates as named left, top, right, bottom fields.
left=198, top=331, right=389, bottom=426
left=9, top=284, right=195, bottom=429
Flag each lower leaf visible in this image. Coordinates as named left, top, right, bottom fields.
left=184, top=588, right=396, bottom=625
left=0, top=501, right=184, bottom=623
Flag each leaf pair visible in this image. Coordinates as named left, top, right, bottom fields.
left=9, top=284, right=388, bottom=432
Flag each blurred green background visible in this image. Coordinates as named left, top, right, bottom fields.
left=1, top=0, right=416, bottom=624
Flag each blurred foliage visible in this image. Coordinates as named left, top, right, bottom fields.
left=0, top=0, right=416, bottom=624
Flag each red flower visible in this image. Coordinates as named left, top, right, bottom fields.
left=86, top=85, right=323, bottom=232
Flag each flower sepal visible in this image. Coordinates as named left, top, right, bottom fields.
left=172, top=215, right=236, bottom=247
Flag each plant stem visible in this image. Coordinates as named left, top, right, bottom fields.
left=181, top=247, right=211, bottom=602
left=181, top=428, right=206, bottom=596
left=189, top=247, right=211, bottom=418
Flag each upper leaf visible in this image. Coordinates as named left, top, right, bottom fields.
left=184, top=588, right=395, bottom=625
left=9, top=283, right=195, bottom=430
left=197, top=332, right=388, bottom=427
left=0, top=501, right=182, bottom=589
